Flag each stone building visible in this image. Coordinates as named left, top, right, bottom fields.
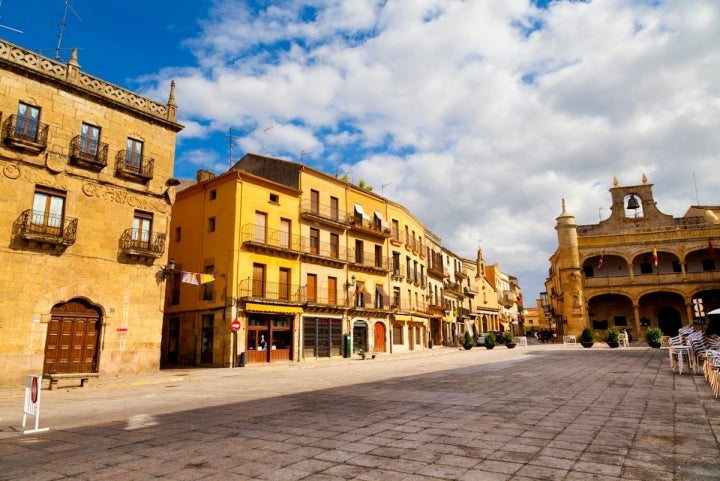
left=545, top=175, right=720, bottom=340
left=0, top=39, right=183, bottom=386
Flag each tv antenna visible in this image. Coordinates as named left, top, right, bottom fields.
left=381, top=183, right=392, bottom=196
left=227, top=128, right=238, bottom=169
left=0, top=0, right=23, bottom=33
left=54, top=1, right=82, bottom=61
left=261, top=125, right=273, bottom=154
left=300, top=149, right=312, bottom=162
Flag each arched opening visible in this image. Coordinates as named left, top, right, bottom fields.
left=353, top=320, right=368, bottom=353
left=658, top=306, right=682, bottom=337
left=45, top=298, right=102, bottom=375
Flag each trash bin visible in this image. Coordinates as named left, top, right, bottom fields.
left=343, top=334, right=351, bottom=358
left=238, top=352, right=246, bottom=367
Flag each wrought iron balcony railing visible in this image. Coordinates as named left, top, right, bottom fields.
left=300, top=237, right=348, bottom=263
left=300, top=199, right=348, bottom=225
left=119, top=228, right=165, bottom=259
left=348, top=248, right=389, bottom=270
left=115, top=150, right=154, bottom=182
left=238, top=279, right=306, bottom=303
left=241, top=224, right=303, bottom=253
left=70, top=135, right=108, bottom=171
left=2, top=115, right=49, bottom=152
left=14, top=209, right=77, bottom=247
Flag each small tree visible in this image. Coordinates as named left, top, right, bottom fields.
left=580, top=328, right=594, bottom=343
left=463, top=331, right=473, bottom=348
left=485, top=331, right=496, bottom=347
left=503, top=331, right=515, bottom=344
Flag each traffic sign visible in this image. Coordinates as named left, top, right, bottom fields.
left=230, top=319, right=241, bottom=332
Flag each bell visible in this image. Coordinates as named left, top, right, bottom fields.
left=626, top=194, right=640, bottom=210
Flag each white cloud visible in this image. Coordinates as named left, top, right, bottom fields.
left=147, top=0, right=720, bottom=299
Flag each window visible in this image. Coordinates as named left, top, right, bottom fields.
left=32, top=186, right=65, bottom=235
left=16, top=102, right=40, bottom=141
left=330, top=233, right=339, bottom=258
left=614, top=316, right=627, bottom=327
left=375, top=244, right=383, bottom=268
left=393, top=252, right=401, bottom=276
left=375, top=286, right=385, bottom=309
left=269, top=193, right=279, bottom=203
left=208, top=216, right=216, bottom=232
left=373, top=213, right=382, bottom=231
left=310, top=228, right=319, bottom=254
left=175, top=227, right=181, bottom=242
left=355, top=239, right=364, bottom=264
left=252, top=264, right=265, bottom=297
left=703, top=259, right=716, bottom=272
left=328, top=277, right=337, bottom=305
left=355, top=282, right=364, bottom=307
left=280, top=219, right=291, bottom=249
left=391, top=219, right=400, bottom=240
left=202, top=265, right=215, bottom=301
left=125, top=138, right=143, bottom=171
left=406, top=256, right=412, bottom=279
left=330, top=196, right=339, bottom=221
left=279, top=268, right=291, bottom=300
left=310, top=190, right=319, bottom=215
left=307, top=274, right=317, bottom=303
left=640, top=261, right=653, bottom=274
left=583, top=265, right=594, bottom=277
left=393, top=286, right=401, bottom=307
left=170, top=273, right=181, bottom=305
left=209, top=189, right=217, bottom=200
left=132, top=210, right=153, bottom=247
left=254, top=212, right=267, bottom=243
left=79, top=123, right=100, bottom=157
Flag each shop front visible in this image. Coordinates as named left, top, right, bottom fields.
left=244, top=303, right=301, bottom=363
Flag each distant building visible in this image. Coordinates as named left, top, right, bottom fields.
left=0, top=39, right=183, bottom=386
left=544, top=175, right=720, bottom=339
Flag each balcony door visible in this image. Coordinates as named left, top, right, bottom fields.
left=32, top=188, right=65, bottom=236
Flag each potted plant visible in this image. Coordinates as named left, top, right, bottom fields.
left=463, top=331, right=473, bottom=350
left=646, top=327, right=663, bottom=348
left=606, top=327, right=620, bottom=348
left=580, top=327, right=594, bottom=348
left=503, top=331, right=516, bottom=348
left=484, top=331, right=496, bottom=350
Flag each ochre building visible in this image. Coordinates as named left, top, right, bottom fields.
left=545, top=175, right=720, bottom=340
left=0, top=39, right=183, bottom=386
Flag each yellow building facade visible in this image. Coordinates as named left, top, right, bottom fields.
left=0, top=40, right=183, bottom=386
left=545, top=176, right=720, bottom=340
left=165, top=154, right=520, bottom=365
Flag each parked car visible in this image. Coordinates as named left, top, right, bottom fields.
left=477, top=331, right=502, bottom=346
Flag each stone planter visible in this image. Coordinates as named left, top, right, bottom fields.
left=607, top=342, right=620, bottom=348
left=485, top=344, right=495, bottom=350
left=463, top=344, right=473, bottom=350
left=505, top=342, right=516, bottom=349
left=648, top=341, right=661, bottom=348
left=581, top=342, right=594, bottom=348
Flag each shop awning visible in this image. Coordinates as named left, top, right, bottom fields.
left=394, top=314, right=411, bottom=321
left=500, top=322, right=510, bottom=331
left=245, top=303, right=302, bottom=314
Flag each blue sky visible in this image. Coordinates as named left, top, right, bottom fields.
left=2, top=0, right=719, bottom=301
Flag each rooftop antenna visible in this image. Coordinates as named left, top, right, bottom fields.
left=300, top=149, right=312, bottom=162
left=0, top=0, right=23, bottom=33
left=55, top=1, right=82, bottom=61
left=262, top=125, right=273, bottom=154
left=693, top=171, right=700, bottom=205
left=381, top=183, right=392, bottom=196
left=227, top=128, right=238, bottom=169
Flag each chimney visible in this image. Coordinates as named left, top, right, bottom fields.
left=196, top=170, right=216, bottom=183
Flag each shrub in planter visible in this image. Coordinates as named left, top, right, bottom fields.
left=580, top=327, right=594, bottom=348
left=484, top=331, right=496, bottom=349
left=646, top=327, right=663, bottom=348
left=463, top=331, right=473, bottom=350
left=606, top=327, right=620, bottom=348
left=503, top=331, right=516, bottom=348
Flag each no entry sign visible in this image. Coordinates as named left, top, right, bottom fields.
left=230, top=319, right=241, bottom=332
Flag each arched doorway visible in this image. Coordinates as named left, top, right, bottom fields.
left=658, top=306, right=682, bottom=337
left=44, top=298, right=101, bottom=375
left=353, top=320, right=367, bottom=353
left=373, top=322, right=386, bottom=352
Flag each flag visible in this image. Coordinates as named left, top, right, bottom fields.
left=652, top=247, right=658, bottom=267
left=181, top=271, right=200, bottom=285
left=710, top=240, right=718, bottom=261
left=597, top=254, right=604, bottom=271
left=199, top=274, right=215, bottom=284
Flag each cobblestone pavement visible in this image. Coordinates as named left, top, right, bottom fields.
left=1, top=344, right=719, bottom=480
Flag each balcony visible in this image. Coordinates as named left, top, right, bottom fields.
left=13, top=209, right=77, bottom=250
left=119, top=228, right=166, bottom=261
left=348, top=248, right=389, bottom=274
left=444, top=281, right=463, bottom=296
left=347, top=215, right=391, bottom=239
left=300, top=238, right=347, bottom=268
left=115, top=151, right=154, bottom=182
left=584, top=271, right=720, bottom=289
left=391, top=299, right=431, bottom=315
left=70, top=135, right=108, bottom=172
left=242, top=224, right=302, bottom=258
left=238, top=279, right=306, bottom=304
left=299, top=199, right=349, bottom=228
left=2, top=115, right=49, bottom=154
left=305, top=289, right=347, bottom=310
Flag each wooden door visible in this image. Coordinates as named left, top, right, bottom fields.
left=374, top=322, right=386, bottom=352
left=44, top=299, right=100, bottom=374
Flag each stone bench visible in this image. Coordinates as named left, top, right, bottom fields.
left=43, top=372, right=99, bottom=390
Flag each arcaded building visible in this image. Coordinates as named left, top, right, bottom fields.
left=545, top=175, right=720, bottom=339
left=0, top=39, right=183, bottom=386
